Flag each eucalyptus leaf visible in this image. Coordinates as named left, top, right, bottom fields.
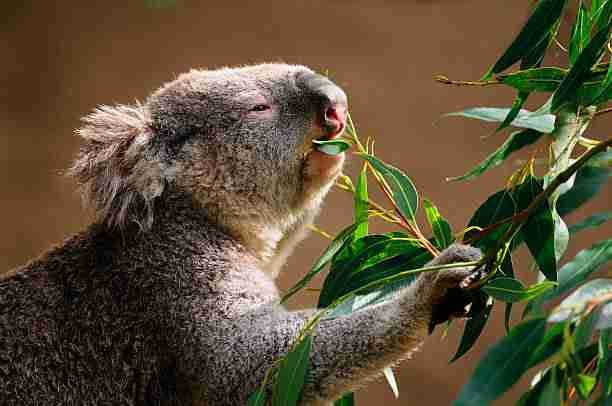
left=354, top=166, right=369, bottom=239
left=498, top=67, right=566, bottom=92
left=548, top=279, right=612, bottom=323
left=569, top=2, right=590, bottom=65
left=445, top=107, right=555, bottom=133
left=272, top=334, right=313, bottom=406
left=482, top=277, right=556, bottom=303
left=423, top=199, right=453, bottom=249
left=448, top=129, right=543, bottom=182
left=497, top=91, right=529, bottom=132
left=281, top=223, right=359, bottom=304
left=557, top=165, right=611, bottom=216
left=593, top=55, right=612, bottom=104
left=597, top=329, right=612, bottom=400
left=247, top=389, right=266, bottom=406
left=360, top=153, right=419, bottom=223
left=527, top=322, right=565, bottom=369
left=526, top=239, right=612, bottom=315
left=312, top=138, right=351, bottom=155
left=551, top=24, right=611, bottom=110
left=465, top=189, right=516, bottom=250
left=334, top=392, right=354, bottom=406
left=517, top=367, right=561, bottom=406
left=450, top=293, right=493, bottom=363
left=573, top=374, right=597, bottom=399
left=591, top=0, right=612, bottom=34
left=574, top=305, right=602, bottom=350
left=517, top=176, right=558, bottom=281
left=501, top=256, right=515, bottom=332
left=482, top=0, right=568, bottom=78
left=454, top=318, right=547, bottom=406
left=586, top=149, right=612, bottom=168
left=318, top=235, right=431, bottom=307
left=568, top=211, right=612, bottom=234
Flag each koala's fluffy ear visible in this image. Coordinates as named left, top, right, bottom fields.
left=70, top=103, right=166, bottom=230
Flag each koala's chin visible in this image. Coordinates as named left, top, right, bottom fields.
left=303, top=147, right=345, bottom=197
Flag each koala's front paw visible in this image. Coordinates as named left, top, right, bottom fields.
left=419, top=244, right=483, bottom=332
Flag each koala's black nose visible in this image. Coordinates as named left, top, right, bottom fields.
left=298, top=72, right=348, bottom=136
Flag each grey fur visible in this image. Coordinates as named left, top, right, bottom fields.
left=0, top=64, right=481, bottom=405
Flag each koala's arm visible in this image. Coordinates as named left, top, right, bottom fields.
left=188, top=244, right=481, bottom=405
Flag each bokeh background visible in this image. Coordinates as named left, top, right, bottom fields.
left=2, top=1, right=610, bottom=404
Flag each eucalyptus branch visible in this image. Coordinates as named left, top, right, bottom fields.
left=471, top=136, right=612, bottom=278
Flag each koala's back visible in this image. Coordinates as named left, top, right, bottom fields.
left=1, top=224, right=202, bottom=405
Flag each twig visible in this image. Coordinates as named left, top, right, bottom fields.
left=435, top=75, right=500, bottom=86
left=553, top=37, right=568, bottom=53
left=595, top=105, right=612, bottom=117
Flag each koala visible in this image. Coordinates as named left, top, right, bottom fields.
left=0, top=64, right=482, bottom=405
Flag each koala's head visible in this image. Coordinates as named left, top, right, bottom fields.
left=71, top=64, right=348, bottom=240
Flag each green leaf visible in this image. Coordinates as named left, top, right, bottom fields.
left=548, top=279, right=612, bottom=323
left=517, top=176, right=558, bottom=281
left=551, top=24, right=611, bottom=110
left=527, top=322, right=565, bottom=368
left=557, top=165, right=611, bottom=216
left=496, top=92, right=529, bottom=132
left=501, top=256, right=515, bottom=332
left=272, top=334, right=313, bottom=406
left=465, top=189, right=516, bottom=250
left=247, top=389, right=266, bottom=406
left=312, top=138, right=351, bottom=155
left=450, top=293, right=493, bottom=362
left=423, top=199, right=454, bottom=249
left=521, top=30, right=554, bottom=69
left=598, top=329, right=612, bottom=400
left=574, top=306, right=602, bottom=350
left=454, top=317, right=547, bottom=406
left=591, top=0, right=612, bottom=34
left=482, top=0, right=568, bottom=78
left=569, top=2, right=591, bottom=65
left=526, top=239, right=612, bottom=315
left=354, top=166, right=369, bottom=239
left=445, top=107, right=555, bottom=133
left=569, top=211, right=612, bottom=234
left=517, top=367, right=561, bottom=406
left=448, top=129, right=543, bottom=182
left=498, top=67, right=567, bottom=92
left=360, top=154, right=419, bottom=223
left=320, top=237, right=431, bottom=306
left=574, top=374, right=597, bottom=398
left=587, top=149, right=612, bottom=168
left=281, top=223, right=359, bottom=303
left=334, top=393, right=354, bottom=406
left=593, top=54, right=612, bottom=104
left=482, top=277, right=556, bottom=303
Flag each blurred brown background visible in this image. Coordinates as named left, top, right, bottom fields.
left=1, top=1, right=610, bottom=405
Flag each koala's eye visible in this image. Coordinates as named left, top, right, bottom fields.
left=249, top=104, right=271, bottom=112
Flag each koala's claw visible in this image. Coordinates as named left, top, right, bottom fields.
left=459, top=266, right=487, bottom=289
left=425, top=244, right=484, bottom=333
